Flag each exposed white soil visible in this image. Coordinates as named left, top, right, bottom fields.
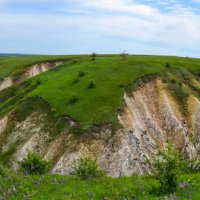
left=188, top=96, right=200, bottom=154
left=25, top=62, right=62, bottom=78
left=0, top=116, right=8, bottom=136
left=52, top=79, right=199, bottom=176
left=0, top=61, right=62, bottom=92
left=0, top=77, right=13, bottom=91
left=1, top=79, right=200, bottom=177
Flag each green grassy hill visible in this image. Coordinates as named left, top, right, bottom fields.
left=0, top=55, right=200, bottom=129
left=1, top=55, right=200, bottom=199
left=0, top=55, right=82, bottom=79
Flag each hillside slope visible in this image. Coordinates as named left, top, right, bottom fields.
left=0, top=55, right=199, bottom=176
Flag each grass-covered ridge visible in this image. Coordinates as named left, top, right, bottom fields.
left=0, top=55, right=200, bottom=128
left=0, top=55, right=81, bottom=79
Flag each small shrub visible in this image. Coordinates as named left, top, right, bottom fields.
left=18, top=153, right=50, bottom=175
left=163, top=79, right=167, bottom=83
left=118, top=83, right=125, bottom=88
left=71, top=157, right=105, bottom=180
left=69, top=96, right=79, bottom=104
left=36, top=79, right=41, bottom=85
left=87, top=81, right=95, bottom=89
left=165, top=63, right=170, bottom=68
left=120, top=50, right=128, bottom=60
left=78, top=71, right=85, bottom=77
left=73, top=60, right=77, bottom=64
left=72, top=78, right=79, bottom=84
left=178, top=82, right=183, bottom=87
left=171, top=79, right=176, bottom=84
left=91, top=53, right=97, bottom=61
left=154, top=145, right=185, bottom=193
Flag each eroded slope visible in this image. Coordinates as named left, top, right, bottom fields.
left=0, top=61, right=63, bottom=91
left=0, top=78, right=199, bottom=177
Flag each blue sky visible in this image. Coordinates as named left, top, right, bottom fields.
left=0, top=0, right=200, bottom=57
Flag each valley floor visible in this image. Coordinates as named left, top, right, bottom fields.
left=1, top=173, right=200, bottom=200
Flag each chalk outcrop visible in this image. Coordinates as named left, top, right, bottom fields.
left=0, top=61, right=62, bottom=91
left=0, top=79, right=199, bottom=176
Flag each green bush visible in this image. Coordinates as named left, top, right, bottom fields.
left=87, top=81, right=95, bottom=89
left=91, top=53, right=97, bottom=61
left=154, top=145, right=185, bottom=193
left=72, top=78, right=79, bottom=84
left=18, top=153, right=50, bottom=175
left=73, top=60, right=77, bottom=64
left=118, top=83, right=125, bottom=88
left=71, top=157, right=105, bottom=180
left=171, top=79, right=176, bottom=84
left=78, top=70, right=85, bottom=77
left=36, top=78, right=42, bottom=85
left=69, top=96, right=79, bottom=104
left=120, top=50, right=128, bottom=60
left=165, top=63, right=170, bottom=68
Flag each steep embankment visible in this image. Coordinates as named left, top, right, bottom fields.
left=0, top=78, right=199, bottom=177
left=0, top=61, right=62, bottom=91
left=0, top=55, right=200, bottom=177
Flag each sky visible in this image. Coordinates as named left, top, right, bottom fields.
left=0, top=0, right=200, bottom=57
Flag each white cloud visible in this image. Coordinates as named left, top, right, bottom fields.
left=0, top=0, right=200, bottom=56
left=61, top=0, right=200, bottom=48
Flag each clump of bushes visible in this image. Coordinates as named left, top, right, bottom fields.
left=153, top=145, right=185, bottom=193
left=178, top=82, right=183, bottom=87
left=36, top=78, right=41, bottom=85
left=71, top=157, right=105, bottom=180
left=118, top=83, right=125, bottom=88
left=72, top=78, right=79, bottom=84
left=171, top=79, right=176, bottom=84
left=78, top=71, right=85, bottom=77
left=69, top=96, right=79, bottom=104
left=87, top=81, right=96, bottom=89
left=18, top=152, right=50, bottom=175
left=73, top=60, right=77, bottom=64
left=165, top=63, right=170, bottom=68
left=72, top=70, right=85, bottom=84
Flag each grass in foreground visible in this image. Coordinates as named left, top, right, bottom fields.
left=1, top=172, right=200, bottom=200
